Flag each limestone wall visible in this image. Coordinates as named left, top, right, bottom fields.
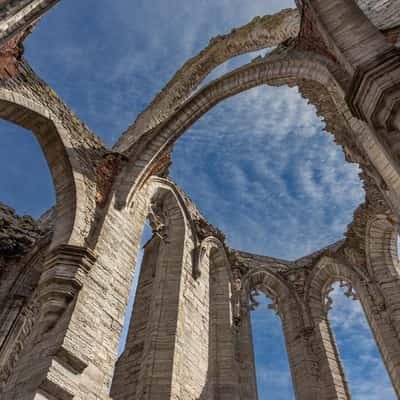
left=356, top=0, right=400, bottom=30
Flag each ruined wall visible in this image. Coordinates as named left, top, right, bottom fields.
left=111, top=179, right=240, bottom=400
left=0, top=204, right=52, bottom=389
left=0, top=203, right=47, bottom=257
left=1, top=1, right=400, bottom=399
left=0, top=203, right=52, bottom=312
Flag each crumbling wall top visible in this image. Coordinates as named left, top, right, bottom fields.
left=0, top=203, right=51, bottom=258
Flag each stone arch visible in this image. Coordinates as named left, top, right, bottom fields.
left=112, top=176, right=232, bottom=399
left=113, top=8, right=301, bottom=152
left=306, top=257, right=366, bottom=399
left=242, top=267, right=295, bottom=309
left=115, top=46, right=400, bottom=215
left=241, top=267, right=320, bottom=400
left=306, top=255, right=400, bottom=397
left=0, top=89, right=86, bottom=248
left=117, top=49, right=349, bottom=209
left=0, top=90, right=98, bottom=395
left=127, top=176, right=205, bottom=267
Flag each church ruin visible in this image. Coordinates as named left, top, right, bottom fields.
left=1, top=0, right=400, bottom=399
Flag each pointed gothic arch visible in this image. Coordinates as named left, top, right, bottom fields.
left=116, top=47, right=400, bottom=218
left=241, top=267, right=321, bottom=400
left=113, top=7, right=300, bottom=153
left=0, top=89, right=87, bottom=248
left=306, top=256, right=400, bottom=397
left=111, top=177, right=240, bottom=399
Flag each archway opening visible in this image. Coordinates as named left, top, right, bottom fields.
left=170, top=84, right=364, bottom=260
left=116, top=221, right=153, bottom=356
left=24, top=0, right=296, bottom=145
left=328, top=281, right=396, bottom=399
left=110, top=215, right=156, bottom=397
left=0, top=118, right=56, bottom=260
left=251, top=293, right=295, bottom=399
left=0, top=118, right=56, bottom=370
left=0, top=119, right=55, bottom=219
left=168, top=81, right=365, bottom=398
left=111, top=185, right=195, bottom=399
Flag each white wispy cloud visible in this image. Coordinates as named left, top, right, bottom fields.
left=26, top=0, right=296, bottom=144
left=171, top=85, right=364, bottom=259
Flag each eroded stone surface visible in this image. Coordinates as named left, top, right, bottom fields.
left=0, top=203, right=46, bottom=257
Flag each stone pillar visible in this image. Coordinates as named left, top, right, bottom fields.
left=111, top=235, right=161, bottom=399
left=237, top=308, right=258, bottom=400
left=278, top=298, right=322, bottom=400
left=306, top=263, right=357, bottom=400
left=112, top=231, right=241, bottom=399
left=313, top=315, right=351, bottom=400
left=207, top=246, right=240, bottom=400
left=112, top=190, right=215, bottom=400
left=0, top=244, right=101, bottom=400
left=364, top=216, right=400, bottom=395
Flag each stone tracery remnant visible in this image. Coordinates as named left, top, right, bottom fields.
left=1, top=1, right=400, bottom=399
left=148, top=200, right=169, bottom=241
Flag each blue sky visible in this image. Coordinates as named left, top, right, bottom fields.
left=0, top=0, right=396, bottom=398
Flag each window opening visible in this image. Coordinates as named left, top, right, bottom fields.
left=328, top=282, right=396, bottom=399
left=0, top=119, right=55, bottom=218
left=251, top=294, right=295, bottom=400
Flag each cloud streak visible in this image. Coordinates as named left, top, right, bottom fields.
left=170, top=85, right=364, bottom=259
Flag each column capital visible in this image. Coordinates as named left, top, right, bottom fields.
left=37, top=244, right=96, bottom=334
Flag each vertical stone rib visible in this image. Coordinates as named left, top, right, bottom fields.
left=111, top=236, right=160, bottom=399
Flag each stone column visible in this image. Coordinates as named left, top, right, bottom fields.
left=207, top=246, right=240, bottom=400
left=116, top=191, right=213, bottom=400
left=111, top=235, right=161, bottom=399
left=308, top=301, right=351, bottom=400
left=364, top=216, right=400, bottom=395
left=278, top=298, right=323, bottom=400
left=237, top=308, right=258, bottom=400
left=0, top=244, right=101, bottom=400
